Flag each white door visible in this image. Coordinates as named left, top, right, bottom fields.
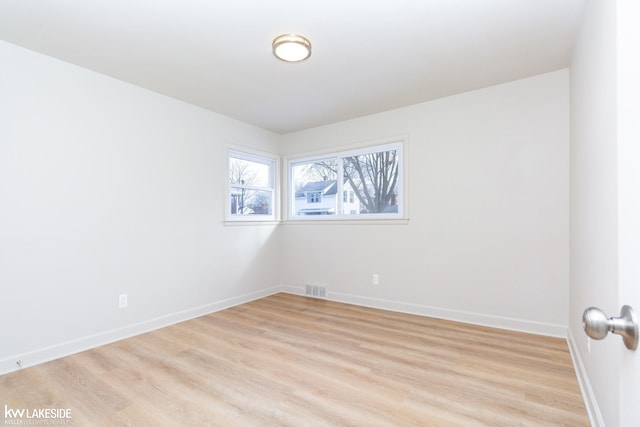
left=617, top=2, right=640, bottom=424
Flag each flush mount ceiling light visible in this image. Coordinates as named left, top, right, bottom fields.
left=272, top=34, right=312, bottom=62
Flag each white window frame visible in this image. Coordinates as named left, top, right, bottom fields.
left=285, top=136, right=408, bottom=223
left=226, top=147, right=279, bottom=223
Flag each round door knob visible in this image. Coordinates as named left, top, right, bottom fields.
left=582, top=305, right=638, bottom=350
left=583, top=307, right=610, bottom=340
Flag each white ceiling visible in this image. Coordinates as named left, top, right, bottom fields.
left=0, top=0, right=586, bottom=134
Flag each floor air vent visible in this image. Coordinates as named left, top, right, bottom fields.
left=305, top=284, right=327, bottom=299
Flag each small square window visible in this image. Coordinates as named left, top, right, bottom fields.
left=307, top=192, right=322, bottom=203
left=227, top=149, right=278, bottom=221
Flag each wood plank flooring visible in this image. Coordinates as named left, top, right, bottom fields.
left=0, top=293, right=589, bottom=426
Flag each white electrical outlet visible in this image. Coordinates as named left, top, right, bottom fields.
left=372, top=274, right=379, bottom=285
left=119, top=294, right=128, bottom=308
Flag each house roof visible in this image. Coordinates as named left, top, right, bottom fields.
left=295, top=180, right=337, bottom=198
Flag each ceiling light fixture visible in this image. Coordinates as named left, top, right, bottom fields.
left=272, top=34, right=312, bottom=62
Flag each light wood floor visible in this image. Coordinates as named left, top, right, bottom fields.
left=1, top=293, right=589, bottom=426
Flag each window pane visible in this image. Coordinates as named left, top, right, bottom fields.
left=230, top=187, right=272, bottom=215
left=342, top=149, right=400, bottom=215
left=292, top=159, right=338, bottom=216
left=287, top=141, right=404, bottom=220
left=229, top=156, right=270, bottom=188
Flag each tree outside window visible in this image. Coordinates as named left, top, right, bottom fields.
left=288, top=141, right=403, bottom=219
left=228, top=150, right=276, bottom=220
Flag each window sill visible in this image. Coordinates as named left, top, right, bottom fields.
left=224, top=218, right=410, bottom=226
left=281, top=218, right=410, bottom=226
left=224, top=220, right=281, bottom=226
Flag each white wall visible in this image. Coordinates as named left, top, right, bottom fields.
left=280, top=70, right=570, bottom=335
left=568, top=1, right=619, bottom=425
left=0, top=41, right=572, bottom=377
left=0, top=41, right=282, bottom=374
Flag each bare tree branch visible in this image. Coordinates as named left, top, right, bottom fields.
left=343, top=150, right=399, bottom=213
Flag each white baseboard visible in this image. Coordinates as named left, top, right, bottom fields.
left=285, top=287, right=566, bottom=337
left=567, top=328, right=604, bottom=427
left=279, top=284, right=305, bottom=296
left=0, top=286, right=282, bottom=376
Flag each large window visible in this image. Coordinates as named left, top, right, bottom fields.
left=227, top=149, right=277, bottom=221
left=288, top=141, right=404, bottom=220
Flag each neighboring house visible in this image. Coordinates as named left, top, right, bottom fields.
left=295, top=179, right=360, bottom=215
